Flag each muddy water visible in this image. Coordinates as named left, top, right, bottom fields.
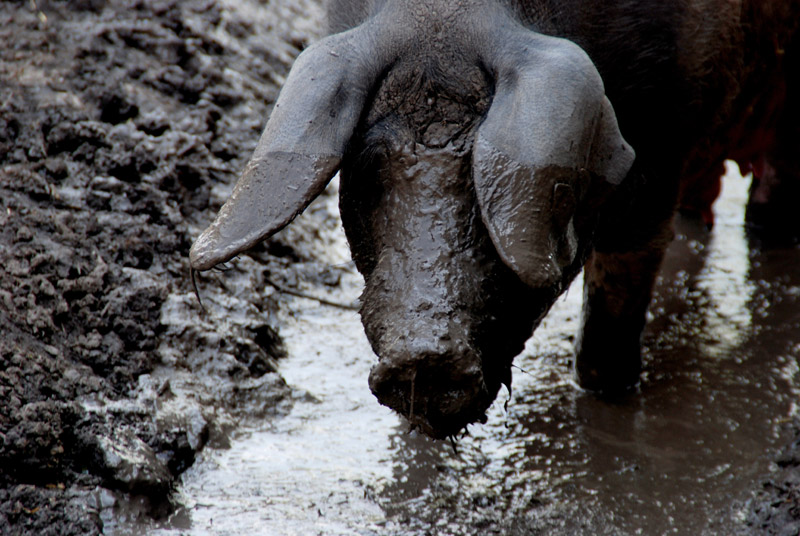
left=116, top=164, right=800, bottom=535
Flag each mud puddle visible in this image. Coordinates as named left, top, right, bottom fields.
left=113, top=164, right=800, bottom=535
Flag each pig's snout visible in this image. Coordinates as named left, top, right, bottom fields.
left=368, top=344, right=490, bottom=439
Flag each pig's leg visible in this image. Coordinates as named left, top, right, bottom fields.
left=575, top=247, right=664, bottom=393
left=746, top=43, right=800, bottom=242
left=744, top=154, right=800, bottom=242
left=745, top=114, right=800, bottom=241
left=574, top=174, right=676, bottom=394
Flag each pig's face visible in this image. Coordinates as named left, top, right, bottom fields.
left=189, top=4, right=634, bottom=438
left=339, top=113, right=614, bottom=436
left=340, top=139, right=557, bottom=438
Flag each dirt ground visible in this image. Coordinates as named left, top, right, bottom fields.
left=0, top=1, right=799, bottom=535
left=0, top=0, right=328, bottom=533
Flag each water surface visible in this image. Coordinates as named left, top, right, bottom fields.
left=122, top=164, right=800, bottom=535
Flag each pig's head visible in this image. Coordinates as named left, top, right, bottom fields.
left=190, top=3, right=634, bottom=439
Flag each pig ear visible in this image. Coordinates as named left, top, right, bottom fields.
left=190, top=26, right=383, bottom=271
left=473, top=32, right=634, bottom=287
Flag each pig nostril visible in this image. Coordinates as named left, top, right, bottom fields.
left=368, top=357, right=490, bottom=438
left=368, top=362, right=416, bottom=412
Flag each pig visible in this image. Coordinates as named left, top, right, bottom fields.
left=190, top=0, right=799, bottom=439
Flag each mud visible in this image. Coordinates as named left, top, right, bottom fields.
left=2, top=1, right=800, bottom=535
left=0, top=0, right=324, bottom=533
left=114, top=165, right=800, bottom=536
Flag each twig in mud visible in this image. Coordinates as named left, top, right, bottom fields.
left=264, top=276, right=359, bottom=311
left=409, top=370, right=417, bottom=425
left=511, top=363, right=533, bottom=377
left=190, top=267, right=207, bottom=314
left=449, top=435, right=459, bottom=455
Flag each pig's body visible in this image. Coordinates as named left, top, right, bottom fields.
left=191, top=0, right=799, bottom=438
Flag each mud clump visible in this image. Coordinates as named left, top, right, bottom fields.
left=747, top=425, right=800, bottom=535
left=0, top=0, right=322, bottom=534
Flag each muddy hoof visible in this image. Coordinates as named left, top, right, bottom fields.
left=575, top=364, right=640, bottom=397
left=574, top=346, right=642, bottom=396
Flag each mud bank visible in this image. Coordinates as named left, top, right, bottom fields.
left=1, top=1, right=800, bottom=535
left=0, top=0, right=325, bottom=534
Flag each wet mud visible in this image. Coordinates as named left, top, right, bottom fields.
left=0, top=0, right=324, bottom=534
left=120, top=168, right=799, bottom=535
left=2, top=1, right=800, bottom=535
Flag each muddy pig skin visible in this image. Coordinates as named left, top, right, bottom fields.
left=191, top=0, right=800, bottom=439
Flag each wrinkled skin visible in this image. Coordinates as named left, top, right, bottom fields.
left=191, top=0, right=799, bottom=438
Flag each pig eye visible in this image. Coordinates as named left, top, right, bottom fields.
left=349, top=140, right=387, bottom=173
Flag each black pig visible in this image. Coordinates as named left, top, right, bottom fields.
left=190, top=0, right=799, bottom=438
